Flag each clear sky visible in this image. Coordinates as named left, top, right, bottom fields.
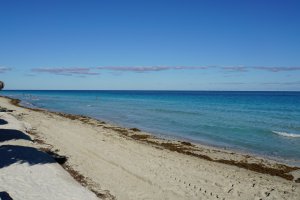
left=0, top=0, right=300, bottom=90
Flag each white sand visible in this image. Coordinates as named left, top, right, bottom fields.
left=0, top=112, right=98, bottom=200
left=0, top=96, right=299, bottom=200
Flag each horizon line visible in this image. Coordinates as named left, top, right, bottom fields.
left=2, top=89, right=300, bottom=92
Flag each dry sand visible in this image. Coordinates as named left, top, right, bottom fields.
left=0, top=111, right=98, bottom=200
left=0, top=96, right=299, bottom=200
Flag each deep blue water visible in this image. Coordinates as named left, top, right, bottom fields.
left=2, top=90, right=300, bottom=164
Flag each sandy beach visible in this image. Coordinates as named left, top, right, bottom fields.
left=0, top=99, right=98, bottom=200
left=0, top=96, right=299, bottom=200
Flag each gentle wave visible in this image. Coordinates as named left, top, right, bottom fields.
left=272, top=131, right=300, bottom=138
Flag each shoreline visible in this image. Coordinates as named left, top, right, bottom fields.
left=4, top=92, right=300, bottom=166
left=11, top=93, right=300, bottom=167
left=1, top=95, right=300, bottom=199
left=3, top=95, right=300, bottom=180
left=22, top=96, right=299, bottom=166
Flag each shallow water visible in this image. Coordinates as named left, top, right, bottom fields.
left=2, top=90, right=300, bottom=163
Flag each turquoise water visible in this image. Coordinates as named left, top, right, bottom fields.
left=2, top=90, right=300, bottom=164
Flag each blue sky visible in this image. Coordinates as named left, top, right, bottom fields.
left=0, top=0, right=300, bottom=90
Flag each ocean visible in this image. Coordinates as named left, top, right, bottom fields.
left=2, top=90, right=300, bottom=164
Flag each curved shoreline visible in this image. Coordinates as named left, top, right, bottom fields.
left=2, top=95, right=299, bottom=181
left=7, top=94, right=300, bottom=166
left=5, top=93, right=300, bottom=166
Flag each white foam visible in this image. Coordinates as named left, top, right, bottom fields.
left=272, top=131, right=300, bottom=138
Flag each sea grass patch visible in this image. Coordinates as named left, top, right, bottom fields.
left=129, top=128, right=141, bottom=132
left=130, top=134, right=150, bottom=140
left=181, top=141, right=193, bottom=146
left=216, top=159, right=297, bottom=181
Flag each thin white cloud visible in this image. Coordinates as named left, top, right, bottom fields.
left=30, top=65, right=300, bottom=76
left=96, top=66, right=300, bottom=73
left=32, top=67, right=99, bottom=76
left=221, top=66, right=248, bottom=72
left=0, top=67, right=12, bottom=73
left=96, top=66, right=209, bottom=72
left=253, top=66, right=300, bottom=72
